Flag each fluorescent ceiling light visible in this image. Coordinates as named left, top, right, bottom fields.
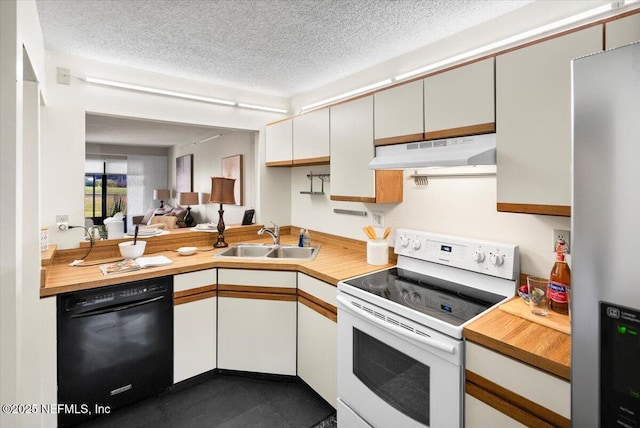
left=395, top=2, right=614, bottom=81
left=237, top=103, right=288, bottom=114
left=301, top=79, right=393, bottom=111
left=83, top=77, right=288, bottom=113
left=84, top=77, right=236, bottom=106
left=199, top=134, right=222, bottom=143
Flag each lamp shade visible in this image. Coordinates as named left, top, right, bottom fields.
left=209, top=177, right=236, bottom=204
left=153, top=189, right=170, bottom=200
left=179, top=192, right=199, bottom=206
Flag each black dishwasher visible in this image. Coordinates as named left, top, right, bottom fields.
left=57, top=276, right=173, bottom=427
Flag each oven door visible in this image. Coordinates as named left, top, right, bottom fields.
left=337, top=293, right=463, bottom=428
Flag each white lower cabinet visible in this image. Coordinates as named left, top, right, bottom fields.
left=297, top=274, right=337, bottom=408
left=464, top=341, right=571, bottom=427
left=465, top=394, right=526, bottom=428
left=173, top=269, right=217, bottom=383
left=217, top=269, right=297, bottom=375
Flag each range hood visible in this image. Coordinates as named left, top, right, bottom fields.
left=369, top=133, right=496, bottom=169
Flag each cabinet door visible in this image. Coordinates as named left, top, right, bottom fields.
left=293, top=108, right=330, bottom=165
left=218, top=297, right=296, bottom=375
left=496, top=26, right=602, bottom=216
left=174, top=297, right=216, bottom=383
left=374, top=80, right=424, bottom=144
left=297, top=274, right=337, bottom=408
left=465, top=393, right=527, bottom=428
left=265, top=119, right=293, bottom=166
left=424, top=58, right=495, bottom=139
left=605, top=12, right=640, bottom=49
left=173, top=269, right=217, bottom=383
left=330, top=96, right=403, bottom=203
left=217, top=269, right=297, bottom=375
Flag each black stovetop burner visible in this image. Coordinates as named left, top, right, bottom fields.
left=343, top=267, right=506, bottom=326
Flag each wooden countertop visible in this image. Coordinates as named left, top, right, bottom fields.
left=42, top=227, right=394, bottom=297
left=463, top=305, right=571, bottom=381
left=44, top=225, right=570, bottom=381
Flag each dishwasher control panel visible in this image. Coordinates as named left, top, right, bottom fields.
left=61, top=278, right=171, bottom=311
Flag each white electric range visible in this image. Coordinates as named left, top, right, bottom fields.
left=336, top=229, right=519, bottom=428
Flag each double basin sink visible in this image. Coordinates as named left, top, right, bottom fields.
left=215, top=243, right=320, bottom=260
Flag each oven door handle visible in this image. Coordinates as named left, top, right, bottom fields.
left=336, top=295, right=456, bottom=355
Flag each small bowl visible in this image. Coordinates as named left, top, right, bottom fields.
left=177, top=246, right=197, bottom=256
left=119, top=241, right=146, bottom=259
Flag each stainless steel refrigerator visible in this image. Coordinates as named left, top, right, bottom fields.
left=572, top=42, right=640, bottom=427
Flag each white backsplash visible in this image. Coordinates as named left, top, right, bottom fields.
left=290, top=165, right=570, bottom=278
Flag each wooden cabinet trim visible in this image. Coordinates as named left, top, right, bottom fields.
left=299, top=294, right=337, bottom=322
left=298, top=289, right=337, bottom=316
left=330, top=195, right=377, bottom=203
left=218, top=284, right=297, bottom=296
left=174, top=284, right=216, bottom=299
left=466, top=370, right=570, bottom=428
left=292, top=156, right=330, bottom=166
left=497, top=203, right=571, bottom=217
left=423, top=122, right=495, bottom=141
left=266, top=160, right=294, bottom=167
left=218, top=284, right=296, bottom=302
left=374, top=133, right=424, bottom=147
left=174, top=290, right=216, bottom=305
left=218, top=290, right=297, bottom=302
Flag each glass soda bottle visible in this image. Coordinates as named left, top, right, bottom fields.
left=548, top=240, right=571, bottom=315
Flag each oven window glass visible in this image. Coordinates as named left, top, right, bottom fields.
left=353, top=328, right=429, bottom=425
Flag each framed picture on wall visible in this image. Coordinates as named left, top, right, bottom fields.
left=176, top=154, right=193, bottom=193
left=221, top=154, right=243, bottom=205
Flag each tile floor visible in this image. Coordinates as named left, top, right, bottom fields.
left=74, top=373, right=336, bottom=428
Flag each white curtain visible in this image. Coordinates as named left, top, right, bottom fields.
left=126, top=155, right=168, bottom=230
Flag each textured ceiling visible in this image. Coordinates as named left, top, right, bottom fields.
left=36, top=0, right=532, bottom=98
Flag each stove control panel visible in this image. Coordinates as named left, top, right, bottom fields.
left=394, top=229, right=519, bottom=280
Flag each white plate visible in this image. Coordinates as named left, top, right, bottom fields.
left=195, top=223, right=216, bottom=230
left=177, top=246, right=197, bottom=256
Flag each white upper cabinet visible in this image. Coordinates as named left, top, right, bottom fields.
left=496, top=25, right=602, bottom=216
left=331, top=96, right=376, bottom=200
left=423, top=58, right=495, bottom=139
left=330, top=95, right=403, bottom=203
left=292, top=108, right=330, bottom=165
left=605, top=12, right=640, bottom=49
left=374, top=79, right=424, bottom=145
left=265, top=119, right=293, bottom=166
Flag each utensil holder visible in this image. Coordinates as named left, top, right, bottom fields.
left=367, top=239, right=388, bottom=265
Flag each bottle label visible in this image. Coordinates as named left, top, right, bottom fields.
left=548, top=281, right=568, bottom=303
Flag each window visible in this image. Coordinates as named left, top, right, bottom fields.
left=85, top=156, right=128, bottom=225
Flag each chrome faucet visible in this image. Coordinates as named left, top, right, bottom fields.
left=258, top=222, right=280, bottom=246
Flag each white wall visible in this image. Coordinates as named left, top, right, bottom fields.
left=0, top=1, right=48, bottom=427
left=170, top=131, right=257, bottom=226
left=291, top=166, right=570, bottom=278
left=41, top=52, right=290, bottom=249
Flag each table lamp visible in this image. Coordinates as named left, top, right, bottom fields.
left=209, top=177, right=236, bottom=248
left=179, top=192, right=199, bottom=227
left=153, top=189, right=170, bottom=208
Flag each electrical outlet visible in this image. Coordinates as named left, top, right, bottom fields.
left=553, top=229, right=571, bottom=253
left=371, top=211, right=384, bottom=227
left=56, top=215, right=69, bottom=231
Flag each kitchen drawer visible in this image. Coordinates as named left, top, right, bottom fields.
left=218, top=269, right=296, bottom=288
left=297, top=273, right=336, bottom=307
left=174, top=269, right=216, bottom=292
left=465, top=341, right=570, bottom=419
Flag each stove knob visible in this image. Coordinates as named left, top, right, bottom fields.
left=399, top=236, right=409, bottom=247
left=490, top=253, right=504, bottom=266
left=473, top=250, right=485, bottom=263
left=412, top=240, right=421, bottom=250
